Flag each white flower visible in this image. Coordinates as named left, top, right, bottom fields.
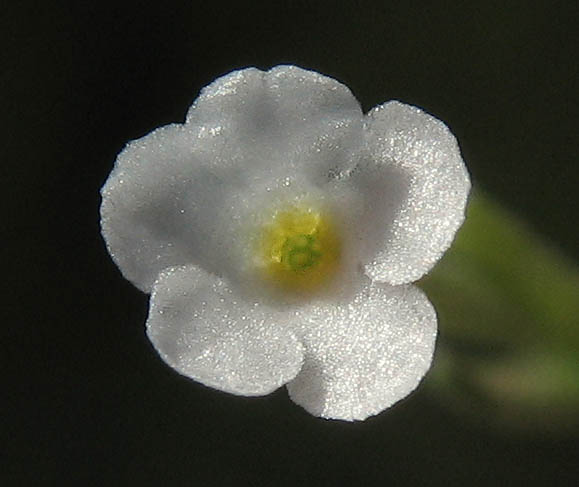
left=101, top=65, right=470, bottom=421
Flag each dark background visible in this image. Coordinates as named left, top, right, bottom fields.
left=4, top=1, right=578, bottom=485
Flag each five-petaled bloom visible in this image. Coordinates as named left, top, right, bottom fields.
left=101, top=66, right=470, bottom=421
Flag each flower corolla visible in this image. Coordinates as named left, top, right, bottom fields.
left=101, top=66, right=470, bottom=421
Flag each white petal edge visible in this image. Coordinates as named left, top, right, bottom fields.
left=186, top=65, right=365, bottom=184
left=360, top=101, right=471, bottom=285
left=287, top=282, right=437, bottom=421
left=100, top=123, right=237, bottom=292
left=146, top=265, right=304, bottom=396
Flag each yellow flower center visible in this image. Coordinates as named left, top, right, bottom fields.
left=259, top=206, right=341, bottom=294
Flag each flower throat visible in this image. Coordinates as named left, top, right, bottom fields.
left=259, top=206, right=341, bottom=293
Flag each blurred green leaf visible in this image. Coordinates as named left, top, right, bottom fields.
left=421, top=191, right=579, bottom=433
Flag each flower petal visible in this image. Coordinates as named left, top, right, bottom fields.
left=360, top=101, right=471, bottom=285
left=186, top=65, right=364, bottom=183
left=146, top=265, right=304, bottom=396
left=287, top=282, right=437, bottom=421
left=101, top=123, right=239, bottom=292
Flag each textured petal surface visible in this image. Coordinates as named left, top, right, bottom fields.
left=287, top=282, right=437, bottom=421
left=100, top=123, right=238, bottom=292
left=146, top=265, right=304, bottom=396
left=101, top=66, right=364, bottom=292
left=360, top=101, right=470, bottom=285
left=186, top=65, right=364, bottom=184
